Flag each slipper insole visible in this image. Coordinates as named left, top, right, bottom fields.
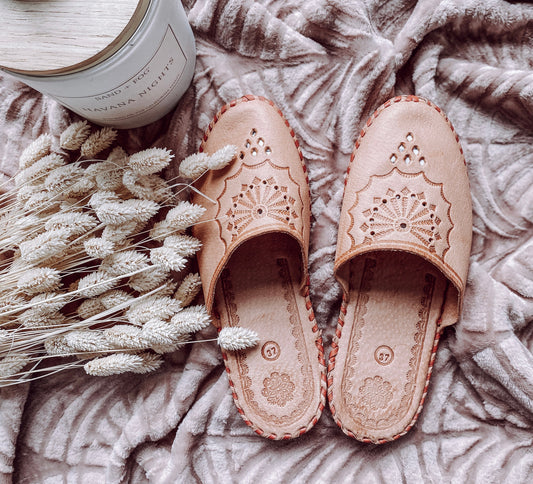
left=214, top=233, right=321, bottom=434
left=333, top=251, right=447, bottom=440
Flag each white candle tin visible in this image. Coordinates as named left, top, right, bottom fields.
left=0, top=0, right=196, bottom=128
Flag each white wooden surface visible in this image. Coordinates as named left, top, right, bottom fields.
left=0, top=0, right=149, bottom=74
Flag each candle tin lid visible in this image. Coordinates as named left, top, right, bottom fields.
left=0, top=0, right=151, bottom=75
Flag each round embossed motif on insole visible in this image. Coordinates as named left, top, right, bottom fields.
left=261, top=341, right=280, bottom=361
left=375, top=345, right=394, bottom=366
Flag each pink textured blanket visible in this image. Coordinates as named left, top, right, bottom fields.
left=1, top=0, right=532, bottom=482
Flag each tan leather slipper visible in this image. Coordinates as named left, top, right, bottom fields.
left=328, top=95, right=472, bottom=443
left=192, top=95, right=326, bottom=440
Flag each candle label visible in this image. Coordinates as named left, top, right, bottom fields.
left=57, top=26, right=187, bottom=123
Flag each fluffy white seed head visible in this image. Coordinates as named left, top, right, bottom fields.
left=107, top=146, right=129, bottom=166
left=88, top=190, right=120, bottom=210
left=126, top=296, right=182, bottom=326
left=77, top=298, right=106, bottom=319
left=132, top=352, right=163, bottom=373
left=44, top=163, right=85, bottom=193
left=80, top=127, right=118, bottom=158
left=170, top=305, right=211, bottom=334
left=149, top=221, right=175, bottom=242
left=19, top=133, right=52, bottom=170
left=45, top=212, right=99, bottom=236
left=0, top=355, right=29, bottom=378
left=207, top=145, right=237, bottom=170
left=163, top=235, right=202, bottom=257
left=65, top=330, right=111, bottom=353
left=140, top=318, right=183, bottom=347
left=44, top=335, right=71, bottom=355
left=20, top=310, right=67, bottom=328
left=95, top=199, right=159, bottom=225
left=84, top=237, right=115, bottom=259
left=174, top=273, right=202, bottom=306
left=16, top=153, right=66, bottom=187
left=19, top=229, right=70, bottom=264
left=77, top=271, right=117, bottom=298
left=104, top=325, right=147, bottom=350
left=128, top=266, right=170, bottom=293
left=218, top=327, right=259, bottom=351
left=102, top=222, right=138, bottom=242
left=99, top=290, right=134, bottom=310
left=95, top=164, right=124, bottom=191
left=149, top=246, right=187, bottom=272
left=101, top=251, right=150, bottom=277
left=27, top=292, right=66, bottom=315
left=122, top=170, right=172, bottom=202
left=178, top=152, right=209, bottom=179
left=164, top=202, right=206, bottom=231
left=128, top=148, right=174, bottom=175
left=17, top=267, right=61, bottom=295
left=84, top=352, right=144, bottom=376
left=60, top=120, right=91, bottom=150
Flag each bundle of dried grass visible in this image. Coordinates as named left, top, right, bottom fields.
left=0, top=123, right=255, bottom=386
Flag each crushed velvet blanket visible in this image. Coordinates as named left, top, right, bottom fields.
left=1, top=0, right=532, bottom=482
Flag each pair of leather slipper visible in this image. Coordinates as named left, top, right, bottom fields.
left=191, top=95, right=472, bottom=443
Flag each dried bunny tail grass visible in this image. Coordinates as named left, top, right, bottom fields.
left=149, top=246, right=187, bottom=272
left=45, top=212, right=99, bottom=236
left=104, top=324, right=147, bottom=350
left=140, top=318, right=184, bottom=347
left=80, top=127, right=118, bottom=159
left=150, top=333, right=190, bottom=354
left=77, top=298, right=106, bottom=319
left=126, top=296, right=182, bottom=326
left=60, top=120, right=91, bottom=150
left=128, top=265, right=170, bottom=293
left=19, top=133, right=52, bottom=170
left=65, top=330, right=111, bottom=353
left=95, top=199, right=160, bottom=225
left=101, top=251, right=150, bottom=277
left=44, top=335, right=71, bottom=355
left=89, top=190, right=120, bottom=209
left=207, top=145, right=237, bottom=170
left=84, top=237, right=115, bottom=259
left=164, top=201, right=206, bottom=231
left=133, top=352, right=163, bottom=373
left=16, top=184, right=40, bottom=203
left=170, top=305, right=210, bottom=333
left=77, top=270, right=118, bottom=298
left=95, top=162, right=124, bottom=192
left=128, top=148, right=174, bottom=176
left=15, top=153, right=66, bottom=187
left=0, top=329, right=11, bottom=345
left=20, top=310, right=67, bottom=328
left=84, top=352, right=162, bottom=376
left=149, top=221, right=176, bottom=242
left=122, top=170, right=172, bottom=202
left=163, top=235, right=202, bottom=257
left=19, top=229, right=70, bottom=264
left=107, top=146, right=128, bottom=166
left=17, top=267, right=61, bottom=295
left=0, top=355, right=29, bottom=378
left=102, top=221, right=138, bottom=242
left=44, top=163, right=85, bottom=192
left=99, top=290, right=134, bottom=310
left=178, top=152, right=209, bottom=179
left=218, top=327, right=259, bottom=351
left=174, top=273, right=202, bottom=306
left=153, top=279, right=177, bottom=298
left=23, top=191, right=61, bottom=214
left=27, top=292, right=66, bottom=314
